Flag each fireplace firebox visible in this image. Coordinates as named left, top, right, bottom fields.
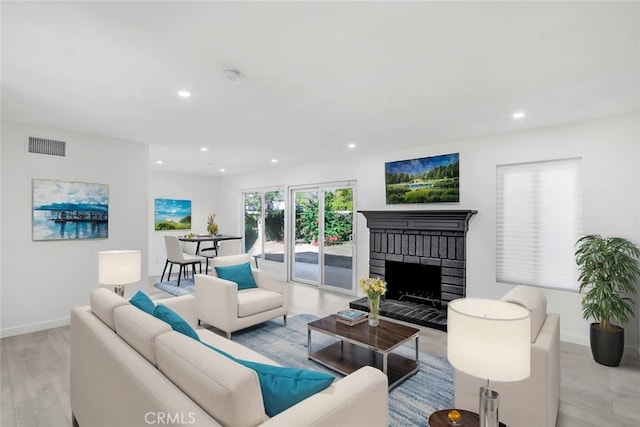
left=385, top=260, right=442, bottom=308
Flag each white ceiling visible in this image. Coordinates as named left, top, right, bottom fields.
left=2, top=1, right=639, bottom=176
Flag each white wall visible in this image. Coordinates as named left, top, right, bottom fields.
left=1, top=123, right=149, bottom=337
left=147, top=171, right=223, bottom=276
left=218, top=113, right=640, bottom=350
left=2, top=114, right=638, bottom=349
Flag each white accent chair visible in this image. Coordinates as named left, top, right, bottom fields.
left=453, top=285, right=560, bottom=427
left=195, top=253, right=288, bottom=338
left=161, top=235, right=206, bottom=286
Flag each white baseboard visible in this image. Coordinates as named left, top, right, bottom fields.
left=560, top=332, right=589, bottom=347
left=1, top=316, right=69, bottom=338
left=561, top=332, right=639, bottom=356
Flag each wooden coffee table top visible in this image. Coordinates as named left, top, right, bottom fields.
left=307, top=314, right=419, bottom=352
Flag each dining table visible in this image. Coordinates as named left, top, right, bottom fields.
left=178, top=234, right=242, bottom=256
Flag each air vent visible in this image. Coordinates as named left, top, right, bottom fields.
left=28, top=136, right=66, bottom=157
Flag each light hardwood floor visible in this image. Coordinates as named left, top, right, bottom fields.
left=2, top=282, right=639, bottom=426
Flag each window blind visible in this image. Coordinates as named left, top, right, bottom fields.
left=496, top=158, right=583, bottom=291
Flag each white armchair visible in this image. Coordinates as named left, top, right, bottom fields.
left=453, top=286, right=560, bottom=427
left=195, top=253, right=288, bottom=338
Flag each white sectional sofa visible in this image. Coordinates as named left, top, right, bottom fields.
left=453, top=285, right=561, bottom=427
left=71, top=288, right=388, bottom=427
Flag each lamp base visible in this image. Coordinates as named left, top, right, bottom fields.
left=479, top=386, right=500, bottom=427
left=114, top=285, right=124, bottom=297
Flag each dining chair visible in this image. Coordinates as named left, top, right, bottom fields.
left=161, top=236, right=206, bottom=286
left=216, top=240, right=242, bottom=257
left=200, top=239, right=243, bottom=273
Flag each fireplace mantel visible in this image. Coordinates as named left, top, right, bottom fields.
left=358, top=210, right=477, bottom=232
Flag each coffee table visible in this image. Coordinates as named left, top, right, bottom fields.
left=307, top=314, right=420, bottom=389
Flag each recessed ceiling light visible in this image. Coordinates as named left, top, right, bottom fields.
left=512, top=111, right=525, bottom=119
left=271, top=158, right=278, bottom=163
left=200, top=147, right=208, bottom=152
left=347, top=143, right=357, bottom=149
left=178, top=90, right=191, bottom=98
left=156, top=160, right=163, bottom=165
left=220, top=168, right=226, bottom=172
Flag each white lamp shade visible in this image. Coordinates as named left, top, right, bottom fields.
left=447, top=298, right=531, bottom=382
left=98, top=250, right=141, bottom=285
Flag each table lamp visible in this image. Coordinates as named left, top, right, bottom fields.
left=447, top=298, right=530, bottom=427
left=98, top=250, right=141, bottom=297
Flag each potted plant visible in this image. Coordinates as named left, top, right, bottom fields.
left=575, top=235, right=640, bottom=366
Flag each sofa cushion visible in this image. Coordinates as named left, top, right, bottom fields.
left=215, top=262, right=257, bottom=290
left=237, top=288, right=284, bottom=318
left=114, top=305, right=171, bottom=366
left=155, top=331, right=267, bottom=427
left=198, top=329, right=279, bottom=365
left=129, top=290, right=155, bottom=314
left=90, top=288, right=129, bottom=331
left=501, top=285, right=547, bottom=342
left=154, top=304, right=200, bottom=341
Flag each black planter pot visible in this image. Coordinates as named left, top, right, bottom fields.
left=590, top=323, right=625, bottom=367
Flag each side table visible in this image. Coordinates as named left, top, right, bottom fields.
left=428, top=409, right=506, bottom=427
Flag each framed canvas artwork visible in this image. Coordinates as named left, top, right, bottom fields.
left=154, top=198, right=192, bottom=230
left=385, top=152, right=460, bottom=204
left=32, top=179, right=109, bottom=240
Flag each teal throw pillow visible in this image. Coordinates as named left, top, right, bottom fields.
left=238, top=360, right=335, bottom=417
left=200, top=342, right=334, bottom=417
left=129, top=290, right=155, bottom=314
left=215, top=262, right=257, bottom=290
left=154, top=304, right=200, bottom=341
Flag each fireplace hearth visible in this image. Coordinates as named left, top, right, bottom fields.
left=351, top=210, right=477, bottom=331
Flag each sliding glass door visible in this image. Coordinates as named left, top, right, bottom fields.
left=290, top=183, right=355, bottom=293
left=243, top=189, right=285, bottom=265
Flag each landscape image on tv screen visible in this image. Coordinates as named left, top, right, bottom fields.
left=385, top=152, right=459, bottom=204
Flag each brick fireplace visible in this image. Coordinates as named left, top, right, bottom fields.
left=350, top=210, right=477, bottom=331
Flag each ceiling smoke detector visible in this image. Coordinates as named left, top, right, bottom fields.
left=223, top=69, right=243, bottom=82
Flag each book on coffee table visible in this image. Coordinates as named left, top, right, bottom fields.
left=336, top=309, right=367, bottom=320
left=336, top=309, right=368, bottom=326
left=336, top=316, right=368, bottom=326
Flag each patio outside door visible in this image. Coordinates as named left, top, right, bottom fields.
left=243, top=189, right=285, bottom=266
left=290, top=183, right=355, bottom=294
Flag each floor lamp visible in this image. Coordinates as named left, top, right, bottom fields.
left=447, top=298, right=530, bottom=427
left=98, top=250, right=141, bottom=297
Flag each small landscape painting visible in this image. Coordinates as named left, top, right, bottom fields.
left=32, top=179, right=109, bottom=241
left=154, top=198, right=192, bottom=230
left=385, top=152, right=460, bottom=204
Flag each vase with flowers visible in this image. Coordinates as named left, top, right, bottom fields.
left=207, top=213, right=219, bottom=236
left=359, top=277, right=387, bottom=327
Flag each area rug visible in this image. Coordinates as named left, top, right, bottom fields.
left=233, top=313, right=453, bottom=426
left=154, top=279, right=194, bottom=296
